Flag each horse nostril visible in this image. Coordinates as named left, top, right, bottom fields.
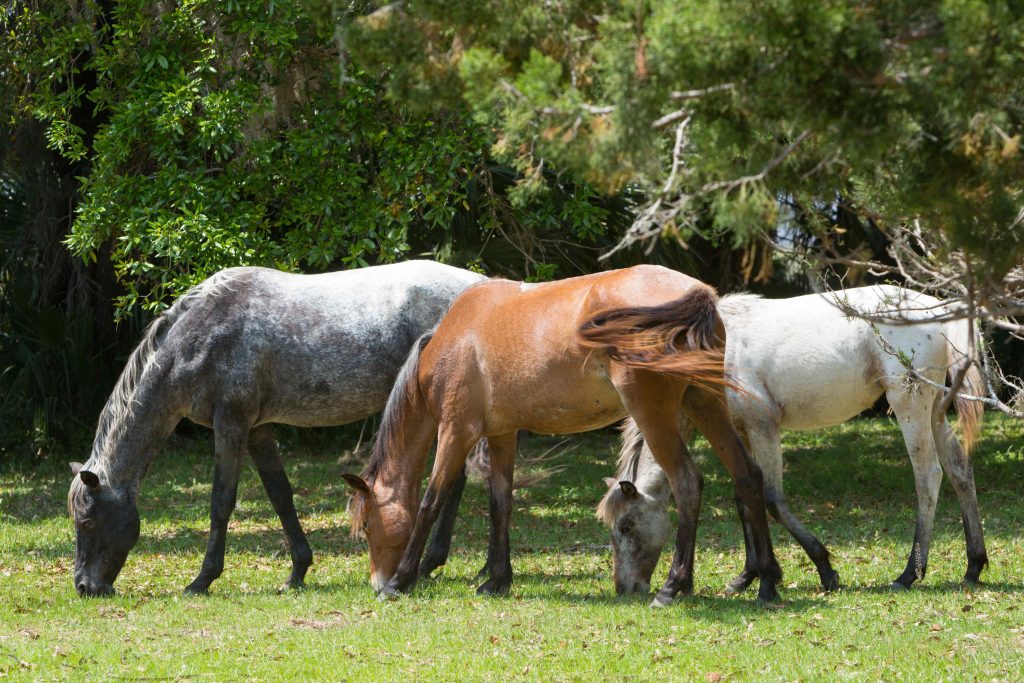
left=615, top=583, right=626, bottom=596
left=76, top=581, right=87, bottom=596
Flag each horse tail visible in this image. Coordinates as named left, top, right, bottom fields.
left=347, top=330, right=435, bottom=536
left=577, top=285, right=734, bottom=392
left=945, top=320, right=984, bottom=454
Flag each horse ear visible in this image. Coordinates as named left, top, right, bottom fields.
left=341, top=473, right=370, bottom=493
left=619, top=481, right=639, bottom=499
left=79, top=470, right=101, bottom=490
left=602, top=477, right=618, bottom=490
left=70, top=462, right=84, bottom=476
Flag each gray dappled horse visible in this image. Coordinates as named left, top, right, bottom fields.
left=68, top=261, right=485, bottom=596
left=598, top=286, right=987, bottom=595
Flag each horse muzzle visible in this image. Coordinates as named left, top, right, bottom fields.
left=75, top=575, right=115, bottom=597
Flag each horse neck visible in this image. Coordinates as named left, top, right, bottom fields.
left=632, top=445, right=673, bottom=505
left=376, top=417, right=437, bottom=501
left=89, top=357, right=183, bottom=493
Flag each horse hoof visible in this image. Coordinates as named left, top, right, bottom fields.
left=649, top=593, right=673, bottom=609
left=756, top=587, right=782, bottom=605
left=277, top=577, right=305, bottom=594
left=476, top=578, right=511, bottom=597
left=889, top=580, right=911, bottom=592
left=377, top=585, right=404, bottom=601
left=821, top=571, right=841, bottom=592
left=183, top=583, right=210, bottom=596
left=724, top=577, right=753, bottom=595
left=419, top=558, right=444, bottom=580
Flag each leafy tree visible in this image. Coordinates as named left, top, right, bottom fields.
left=0, top=0, right=626, bottom=455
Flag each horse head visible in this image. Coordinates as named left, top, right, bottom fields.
left=343, top=473, right=413, bottom=593
left=598, top=477, right=671, bottom=595
left=68, top=463, right=140, bottom=596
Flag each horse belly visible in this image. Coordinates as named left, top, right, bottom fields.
left=483, top=366, right=627, bottom=435
left=768, top=362, right=883, bottom=431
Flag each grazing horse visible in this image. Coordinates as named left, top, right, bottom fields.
left=598, top=286, right=986, bottom=595
left=67, top=261, right=485, bottom=596
left=343, top=265, right=783, bottom=607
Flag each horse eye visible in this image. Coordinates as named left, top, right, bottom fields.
left=619, top=522, right=633, bottom=535
left=360, top=520, right=368, bottom=532
left=80, top=518, right=95, bottom=530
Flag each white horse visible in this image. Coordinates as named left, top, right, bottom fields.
left=598, top=285, right=986, bottom=595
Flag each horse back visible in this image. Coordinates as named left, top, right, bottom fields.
left=417, top=266, right=716, bottom=435
left=162, top=264, right=483, bottom=427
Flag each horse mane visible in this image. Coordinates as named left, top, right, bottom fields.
left=596, top=420, right=646, bottom=528
left=89, top=270, right=243, bottom=468
left=348, top=330, right=435, bottom=536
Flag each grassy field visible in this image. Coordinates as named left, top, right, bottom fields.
left=1, top=416, right=1023, bottom=681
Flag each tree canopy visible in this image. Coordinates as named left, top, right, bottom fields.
left=351, top=0, right=1024, bottom=276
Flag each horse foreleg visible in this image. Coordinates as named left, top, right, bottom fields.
left=743, top=422, right=839, bottom=592
left=477, top=433, right=517, bottom=596
left=616, top=373, right=702, bottom=607
left=683, top=386, right=782, bottom=604
left=381, top=425, right=480, bottom=598
left=248, top=425, right=313, bottom=591
left=185, top=411, right=248, bottom=595
left=932, top=407, right=988, bottom=584
left=420, top=465, right=469, bottom=579
left=889, top=389, right=942, bottom=589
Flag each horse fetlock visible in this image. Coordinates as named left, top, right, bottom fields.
left=725, top=570, right=756, bottom=594
left=964, top=552, right=988, bottom=584
left=292, top=545, right=313, bottom=571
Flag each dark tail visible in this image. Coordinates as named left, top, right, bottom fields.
left=577, top=286, right=733, bottom=391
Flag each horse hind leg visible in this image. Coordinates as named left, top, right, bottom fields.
left=248, top=424, right=313, bottom=591
left=931, top=403, right=988, bottom=584
left=185, top=406, right=250, bottom=595
left=888, top=387, right=943, bottom=589
left=614, top=372, right=705, bottom=607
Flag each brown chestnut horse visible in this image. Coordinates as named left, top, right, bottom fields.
left=343, top=265, right=783, bottom=607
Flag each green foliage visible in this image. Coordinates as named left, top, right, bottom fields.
left=4, top=0, right=625, bottom=321
left=350, top=0, right=1024, bottom=276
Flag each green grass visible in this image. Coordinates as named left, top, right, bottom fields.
left=2, top=416, right=1023, bottom=681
